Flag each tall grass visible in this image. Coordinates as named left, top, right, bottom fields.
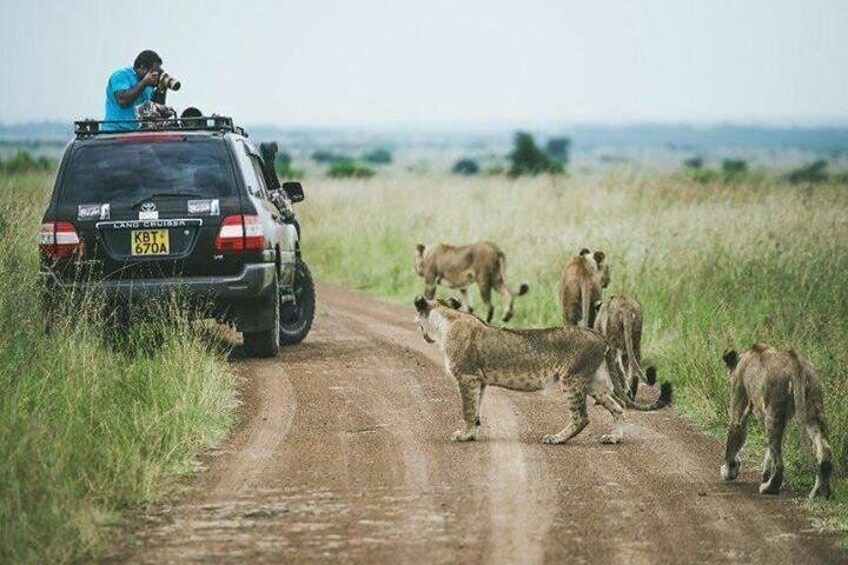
left=300, top=172, right=848, bottom=494
left=0, top=172, right=238, bottom=562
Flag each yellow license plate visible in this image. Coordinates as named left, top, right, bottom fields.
left=131, top=229, right=170, bottom=256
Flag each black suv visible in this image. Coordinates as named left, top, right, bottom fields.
left=39, top=117, right=315, bottom=357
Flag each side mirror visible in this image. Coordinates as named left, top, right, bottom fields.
left=283, top=181, right=305, bottom=203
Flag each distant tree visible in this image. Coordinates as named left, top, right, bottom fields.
left=683, top=156, right=704, bottom=169
left=508, top=132, right=563, bottom=177
left=362, top=148, right=392, bottom=164
left=787, top=160, right=829, bottom=184
left=275, top=151, right=292, bottom=169
left=452, top=158, right=480, bottom=175
left=545, top=137, right=571, bottom=165
left=721, top=159, right=748, bottom=177
left=311, top=150, right=351, bottom=164
left=327, top=160, right=375, bottom=179
left=0, top=151, right=53, bottom=174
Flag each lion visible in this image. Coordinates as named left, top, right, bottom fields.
left=414, top=241, right=529, bottom=323
left=720, top=344, right=832, bottom=499
left=559, top=248, right=609, bottom=328
left=414, top=296, right=672, bottom=444
left=594, top=296, right=657, bottom=400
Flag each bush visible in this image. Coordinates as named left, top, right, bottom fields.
left=327, top=160, right=375, bottom=179
left=1, top=150, right=53, bottom=174
left=721, top=159, right=748, bottom=178
left=274, top=151, right=305, bottom=179
left=508, top=132, right=563, bottom=177
left=452, top=158, right=480, bottom=175
left=362, top=148, right=392, bottom=164
left=311, top=150, right=351, bottom=164
left=684, top=156, right=704, bottom=169
left=787, top=160, right=829, bottom=184
left=545, top=137, right=571, bottom=165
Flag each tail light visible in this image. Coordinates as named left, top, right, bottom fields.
left=215, top=214, right=265, bottom=252
left=39, top=221, right=84, bottom=259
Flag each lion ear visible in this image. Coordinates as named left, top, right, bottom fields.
left=722, top=349, right=739, bottom=370
left=416, top=243, right=425, bottom=255
left=594, top=251, right=606, bottom=264
left=414, top=296, right=429, bottom=313
left=445, top=297, right=462, bottom=310
left=579, top=248, right=590, bottom=256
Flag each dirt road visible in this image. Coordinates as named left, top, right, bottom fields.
left=127, top=284, right=842, bottom=564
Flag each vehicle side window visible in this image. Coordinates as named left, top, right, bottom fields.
left=236, top=141, right=265, bottom=197
left=248, top=155, right=269, bottom=198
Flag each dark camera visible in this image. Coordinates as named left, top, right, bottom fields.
left=157, top=69, right=181, bottom=91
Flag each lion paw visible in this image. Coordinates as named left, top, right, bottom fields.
left=600, top=434, right=622, bottom=444
left=450, top=430, right=476, bottom=442
left=721, top=459, right=740, bottom=481
left=541, top=434, right=565, bottom=445
left=758, top=482, right=780, bottom=495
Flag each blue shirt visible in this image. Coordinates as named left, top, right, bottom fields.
left=103, top=67, right=154, bottom=131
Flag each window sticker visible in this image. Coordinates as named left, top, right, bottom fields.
left=78, top=203, right=110, bottom=220
left=187, top=199, right=220, bottom=216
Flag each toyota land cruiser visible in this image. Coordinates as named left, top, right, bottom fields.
left=39, top=116, right=314, bottom=357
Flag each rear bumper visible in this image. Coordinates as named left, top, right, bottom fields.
left=41, top=263, right=288, bottom=332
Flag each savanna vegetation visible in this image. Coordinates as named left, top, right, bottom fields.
left=0, top=170, right=238, bottom=562
left=299, top=172, right=848, bottom=519
left=4, top=154, right=848, bottom=561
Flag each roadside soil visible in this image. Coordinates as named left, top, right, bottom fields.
left=124, top=283, right=844, bottom=564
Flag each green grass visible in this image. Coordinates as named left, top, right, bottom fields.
left=0, top=171, right=238, bottom=562
left=299, top=171, right=848, bottom=524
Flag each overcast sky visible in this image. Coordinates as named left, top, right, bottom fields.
left=1, top=0, right=846, bottom=127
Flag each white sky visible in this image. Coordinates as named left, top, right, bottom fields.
left=0, top=0, right=846, bottom=126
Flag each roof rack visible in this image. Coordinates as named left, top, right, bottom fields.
left=73, top=116, right=248, bottom=138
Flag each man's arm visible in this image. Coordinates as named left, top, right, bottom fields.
left=114, top=70, right=158, bottom=108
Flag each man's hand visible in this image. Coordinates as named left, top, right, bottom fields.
left=141, top=70, right=160, bottom=87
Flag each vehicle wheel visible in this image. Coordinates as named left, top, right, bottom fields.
left=279, top=259, right=315, bottom=345
left=242, top=274, right=281, bottom=358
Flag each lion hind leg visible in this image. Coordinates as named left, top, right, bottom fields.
left=451, top=376, right=483, bottom=442
left=759, top=412, right=786, bottom=495
left=806, top=423, right=833, bottom=499
left=721, top=385, right=751, bottom=481
left=478, top=281, right=494, bottom=324
left=494, top=280, right=516, bottom=323
left=593, top=392, right=627, bottom=444
left=542, top=389, right=588, bottom=445
left=459, top=287, right=474, bottom=314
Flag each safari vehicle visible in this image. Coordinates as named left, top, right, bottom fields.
left=39, top=116, right=315, bottom=357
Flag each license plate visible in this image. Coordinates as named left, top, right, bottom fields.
left=131, top=229, right=170, bottom=256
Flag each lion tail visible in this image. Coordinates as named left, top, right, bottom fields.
left=622, top=381, right=673, bottom=412
left=497, top=253, right=529, bottom=297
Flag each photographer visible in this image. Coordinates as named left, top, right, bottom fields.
left=103, top=50, right=167, bottom=131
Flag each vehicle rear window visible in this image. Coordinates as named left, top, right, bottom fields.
left=60, top=138, right=237, bottom=203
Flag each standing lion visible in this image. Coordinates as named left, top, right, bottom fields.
left=414, top=241, right=529, bottom=323
left=559, top=248, right=609, bottom=328
left=594, top=295, right=657, bottom=400
left=720, top=344, right=832, bottom=499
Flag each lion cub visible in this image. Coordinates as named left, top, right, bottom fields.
left=594, top=296, right=657, bottom=400
left=414, top=241, right=529, bottom=323
left=414, top=296, right=671, bottom=444
left=559, top=248, right=610, bottom=328
left=721, top=344, right=832, bottom=499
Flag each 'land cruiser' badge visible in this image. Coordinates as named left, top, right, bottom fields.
left=139, top=202, right=159, bottom=220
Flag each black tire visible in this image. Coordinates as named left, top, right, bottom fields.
left=242, top=274, right=281, bottom=358
left=279, top=259, right=315, bottom=345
